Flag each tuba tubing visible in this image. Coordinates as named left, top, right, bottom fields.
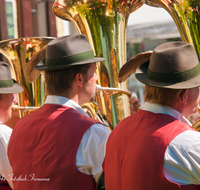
left=12, top=105, right=39, bottom=112
left=96, top=85, right=132, bottom=98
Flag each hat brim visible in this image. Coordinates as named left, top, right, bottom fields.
left=35, top=57, right=106, bottom=71
left=118, top=51, right=152, bottom=83
left=136, top=61, right=200, bottom=89
left=26, top=45, right=46, bottom=82
left=0, top=79, right=23, bottom=94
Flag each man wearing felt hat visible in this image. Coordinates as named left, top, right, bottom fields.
left=0, top=61, right=23, bottom=190
left=103, top=41, right=200, bottom=189
left=8, top=34, right=111, bottom=190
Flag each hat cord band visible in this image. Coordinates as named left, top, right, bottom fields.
left=46, top=50, right=95, bottom=68
left=148, top=63, right=200, bottom=83
left=0, top=79, right=14, bottom=88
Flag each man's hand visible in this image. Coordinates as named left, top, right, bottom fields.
left=129, top=96, right=141, bottom=115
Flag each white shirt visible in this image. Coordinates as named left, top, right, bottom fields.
left=142, top=102, right=200, bottom=185
left=0, top=122, right=13, bottom=188
left=44, top=95, right=111, bottom=183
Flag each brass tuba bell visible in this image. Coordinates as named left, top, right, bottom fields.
left=0, top=37, right=54, bottom=118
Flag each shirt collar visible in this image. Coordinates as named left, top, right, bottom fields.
left=141, top=102, right=192, bottom=126
left=44, top=95, right=88, bottom=117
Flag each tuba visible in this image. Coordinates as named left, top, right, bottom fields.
left=143, top=0, right=200, bottom=58
left=142, top=0, right=200, bottom=129
left=0, top=37, right=54, bottom=118
left=192, top=107, right=200, bottom=130
left=52, top=0, right=144, bottom=127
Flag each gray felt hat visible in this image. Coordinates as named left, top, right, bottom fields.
left=136, top=41, right=200, bottom=89
left=119, top=41, right=200, bottom=89
left=35, top=34, right=105, bottom=71
left=0, top=62, right=23, bottom=94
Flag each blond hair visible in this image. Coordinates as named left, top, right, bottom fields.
left=144, top=85, right=183, bottom=106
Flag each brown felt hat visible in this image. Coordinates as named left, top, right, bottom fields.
left=34, top=34, right=105, bottom=71
left=135, top=41, right=200, bottom=89
left=0, top=62, right=23, bottom=94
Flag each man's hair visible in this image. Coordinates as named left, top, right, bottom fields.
left=144, top=85, right=183, bottom=106
left=44, top=64, right=91, bottom=95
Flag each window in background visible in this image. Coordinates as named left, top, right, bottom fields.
left=5, top=0, right=16, bottom=39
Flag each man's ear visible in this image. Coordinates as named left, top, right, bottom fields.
left=75, top=73, right=84, bottom=87
left=179, top=89, right=189, bottom=105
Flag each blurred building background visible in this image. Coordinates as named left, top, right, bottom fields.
left=0, top=1, right=181, bottom=105
left=126, top=4, right=181, bottom=105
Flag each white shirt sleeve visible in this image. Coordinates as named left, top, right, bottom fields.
left=0, top=124, right=13, bottom=189
left=76, top=123, right=111, bottom=183
left=164, top=130, right=200, bottom=185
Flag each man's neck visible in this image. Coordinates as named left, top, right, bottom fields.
left=47, top=93, right=81, bottom=106
left=148, top=99, right=183, bottom=115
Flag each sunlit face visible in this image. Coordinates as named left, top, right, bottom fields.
left=82, top=63, right=98, bottom=103
left=185, top=86, right=200, bottom=116
left=0, top=94, right=14, bottom=123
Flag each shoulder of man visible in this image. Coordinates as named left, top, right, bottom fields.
left=89, top=122, right=111, bottom=138
left=0, top=123, right=12, bottom=146
left=169, top=129, right=200, bottom=148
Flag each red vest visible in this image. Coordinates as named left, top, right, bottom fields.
left=103, top=110, right=200, bottom=190
left=0, top=179, right=11, bottom=190
left=8, top=104, right=100, bottom=190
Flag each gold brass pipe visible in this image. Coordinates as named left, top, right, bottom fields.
left=12, top=105, right=39, bottom=112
